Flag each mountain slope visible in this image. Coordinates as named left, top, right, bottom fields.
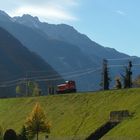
left=0, top=27, right=62, bottom=96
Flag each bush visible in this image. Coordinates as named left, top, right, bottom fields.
left=4, top=129, right=17, bottom=140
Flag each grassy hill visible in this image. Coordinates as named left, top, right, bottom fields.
left=1, top=88, right=140, bottom=139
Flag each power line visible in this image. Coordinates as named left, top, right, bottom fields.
left=109, top=63, right=140, bottom=68
left=1, top=67, right=102, bottom=83
left=0, top=67, right=100, bottom=84
left=107, top=56, right=136, bottom=61
left=1, top=62, right=140, bottom=88
left=133, top=64, right=140, bottom=66
left=0, top=68, right=102, bottom=87
left=35, top=68, right=102, bottom=82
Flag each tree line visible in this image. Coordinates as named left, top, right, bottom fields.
left=100, top=59, right=138, bottom=90
left=16, top=81, right=42, bottom=97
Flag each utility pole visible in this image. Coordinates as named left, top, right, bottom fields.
left=102, top=59, right=110, bottom=90
left=25, top=71, right=28, bottom=96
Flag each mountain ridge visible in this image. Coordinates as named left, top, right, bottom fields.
left=13, top=14, right=129, bottom=60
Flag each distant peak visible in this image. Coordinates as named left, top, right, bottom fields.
left=22, top=14, right=40, bottom=22
left=0, top=10, right=9, bottom=17
left=0, top=10, right=12, bottom=21
left=13, top=14, right=40, bottom=23
left=13, top=14, right=40, bottom=28
left=0, top=10, right=8, bottom=16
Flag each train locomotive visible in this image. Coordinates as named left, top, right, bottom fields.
left=56, top=80, right=76, bottom=94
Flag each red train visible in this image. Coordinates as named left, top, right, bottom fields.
left=57, top=81, right=76, bottom=94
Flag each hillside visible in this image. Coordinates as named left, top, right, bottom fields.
left=0, top=27, right=62, bottom=97
left=1, top=88, right=140, bottom=139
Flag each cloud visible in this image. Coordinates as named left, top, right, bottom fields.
left=116, top=10, right=126, bottom=16
left=60, top=0, right=79, bottom=6
left=8, top=0, right=79, bottom=23
left=10, top=6, right=77, bottom=22
left=22, top=0, right=79, bottom=6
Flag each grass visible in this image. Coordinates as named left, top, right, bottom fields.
left=1, top=88, right=140, bottom=139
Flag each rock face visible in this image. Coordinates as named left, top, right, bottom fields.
left=0, top=11, right=139, bottom=91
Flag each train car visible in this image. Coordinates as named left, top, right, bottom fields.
left=56, top=81, right=76, bottom=94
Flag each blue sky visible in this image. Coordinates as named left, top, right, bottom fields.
left=0, top=0, right=140, bottom=56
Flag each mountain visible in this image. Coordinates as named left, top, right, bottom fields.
left=0, top=11, right=99, bottom=91
left=14, top=14, right=129, bottom=61
left=0, top=11, right=139, bottom=91
left=0, top=27, right=62, bottom=97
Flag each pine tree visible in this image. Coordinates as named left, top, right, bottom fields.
left=18, top=126, right=28, bottom=140
left=25, top=103, right=51, bottom=140
left=101, top=59, right=110, bottom=90
left=122, top=61, right=132, bottom=88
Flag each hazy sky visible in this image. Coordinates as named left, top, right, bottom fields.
left=0, top=0, right=140, bottom=56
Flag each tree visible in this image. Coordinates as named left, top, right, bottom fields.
left=101, top=59, right=110, bottom=90
left=133, top=75, right=140, bottom=87
left=33, top=83, right=41, bottom=96
left=16, top=85, right=23, bottom=97
left=121, top=61, right=133, bottom=88
left=115, top=76, right=122, bottom=89
left=27, top=81, right=41, bottom=96
left=17, top=126, right=28, bottom=140
left=25, top=103, right=51, bottom=140
left=4, top=129, right=17, bottom=140
left=27, top=81, right=35, bottom=96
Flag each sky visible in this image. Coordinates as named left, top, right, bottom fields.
left=0, top=0, right=140, bottom=56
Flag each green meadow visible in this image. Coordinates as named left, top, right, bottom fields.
left=1, top=88, right=140, bottom=139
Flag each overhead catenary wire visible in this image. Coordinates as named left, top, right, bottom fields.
left=0, top=66, right=103, bottom=84
left=1, top=61, right=140, bottom=88
left=109, top=63, right=140, bottom=68
left=106, top=56, right=137, bottom=61
left=0, top=57, right=138, bottom=84
left=0, top=67, right=102, bottom=87
left=26, top=66, right=101, bottom=77
left=34, top=68, right=102, bottom=82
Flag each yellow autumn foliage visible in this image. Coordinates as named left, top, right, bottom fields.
left=25, top=102, right=51, bottom=140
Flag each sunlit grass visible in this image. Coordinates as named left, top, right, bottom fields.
left=0, top=88, right=140, bottom=139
